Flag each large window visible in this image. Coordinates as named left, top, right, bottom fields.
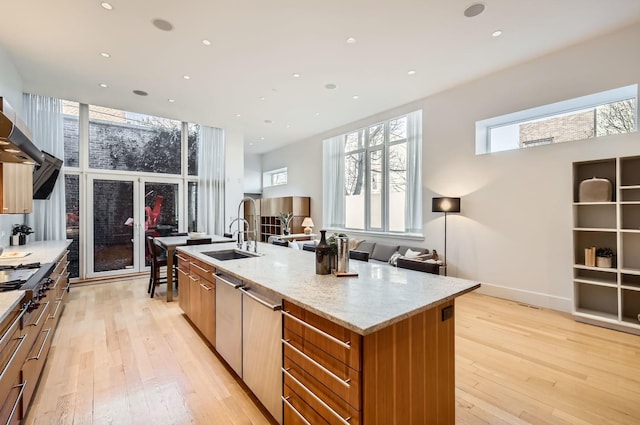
left=324, top=110, right=422, bottom=235
left=476, top=85, right=638, bottom=154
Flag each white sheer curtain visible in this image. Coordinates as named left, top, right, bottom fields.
left=322, top=135, right=345, bottom=229
left=23, top=93, right=66, bottom=241
left=405, top=110, right=422, bottom=233
left=197, top=125, right=225, bottom=235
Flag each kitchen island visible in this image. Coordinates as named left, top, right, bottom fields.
left=177, top=242, right=480, bottom=425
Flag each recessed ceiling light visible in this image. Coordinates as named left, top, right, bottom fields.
left=315, top=112, right=320, bottom=116
left=260, top=137, right=265, bottom=140
left=100, top=2, right=113, bottom=11
left=464, top=3, right=485, bottom=18
left=183, top=75, right=191, bottom=80
left=202, top=39, right=212, bottom=46
left=236, top=114, right=241, bottom=118
left=168, top=99, right=175, bottom=103
left=260, top=97, right=265, bottom=101
left=292, top=73, right=301, bottom=78
left=492, top=30, right=503, bottom=37
left=133, top=90, right=148, bottom=96
left=264, top=119, right=273, bottom=124
left=346, top=37, right=356, bottom=44
left=407, top=69, right=416, bottom=75
left=352, top=95, right=360, bottom=100
left=100, top=52, right=111, bottom=58
left=286, top=124, right=291, bottom=129
left=99, top=83, right=108, bottom=88
left=325, top=83, right=337, bottom=90
left=152, top=18, right=174, bottom=31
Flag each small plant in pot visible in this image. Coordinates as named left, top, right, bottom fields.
left=11, top=224, right=33, bottom=246
left=278, top=212, right=293, bottom=235
left=595, top=247, right=614, bottom=268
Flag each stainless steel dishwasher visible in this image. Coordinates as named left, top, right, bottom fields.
left=215, top=272, right=243, bottom=377
left=240, top=285, right=283, bottom=424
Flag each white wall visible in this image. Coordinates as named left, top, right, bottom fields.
left=244, top=153, right=263, bottom=194
left=224, top=128, right=245, bottom=229
left=0, top=44, right=26, bottom=247
left=261, top=22, right=640, bottom=312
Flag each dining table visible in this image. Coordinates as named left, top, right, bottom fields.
left=154, top=234, right=234, bottom=301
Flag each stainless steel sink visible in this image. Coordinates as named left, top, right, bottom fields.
left=202, top=249, right=261, bottom=261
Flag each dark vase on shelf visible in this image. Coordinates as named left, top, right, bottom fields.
left=315, top=230, right=331, bottom=275
left=19, top=234, right=27, bottom=245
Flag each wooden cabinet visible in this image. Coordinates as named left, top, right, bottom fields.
left=177, top=253, right=216, bottom=346
left=259, top=196, right=310, bottom=242
left=0, top=163, right=33, bottom=214
left=283, top=300, right=456, bottom=425
left=573, top=156, right=640, bottom=335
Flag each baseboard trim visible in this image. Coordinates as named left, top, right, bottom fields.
left=475, top=283, right=572, bottom=313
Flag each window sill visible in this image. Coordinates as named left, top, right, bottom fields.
left=324, top=227, right=424, bottom=241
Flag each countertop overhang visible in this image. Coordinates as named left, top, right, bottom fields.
left=178, top=242, right=480, bottom=335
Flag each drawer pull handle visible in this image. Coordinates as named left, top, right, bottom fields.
left=200, top=283, right=213, bottom=291
left=176, top=254, right=189, bottom=262
left=30, top=301, right=51, bottom=327
left=188, top=275, right=199, bottom=282
left=6, top=381, right=27, bottom=425
left=190, top=262, right=210, bottom=274
left=29, top=328, right=52, bottom=361
left=49, top=300, right=63, bottom=320
left=178, top=268, right=189, bottom=276
left=215, top=274, right=242, bottom=288
left=282, top=396, right=311, bottom=425
left=282, top=310, right=351, bottom=349
left=239, top=287, right=281, bottom=311
left=282, top=339, right=351, bottom=388
left=0, top=307, right=27, bottom=347
left=0, top=335, right=27, bottom=383
left=283, top=368, right=352, bottom=425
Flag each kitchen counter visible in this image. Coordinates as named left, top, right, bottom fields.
left=178, top=242, right=480, bottom=335
left=0, top=290, right=24, bottom=323
left=0, top=240, right=71, bottom=266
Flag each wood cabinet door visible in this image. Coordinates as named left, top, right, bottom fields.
left=188, top=274, right=202, bottom=328
left=199, top=281, right=215, bottom=346
left=177, top=267, right=190, bottom=315
left=1, top=163, right=33, bottom=214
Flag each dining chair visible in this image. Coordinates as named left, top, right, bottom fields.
left=146, top=235, right=169, bottom=298
left=271, top=238, right=289, bottom=247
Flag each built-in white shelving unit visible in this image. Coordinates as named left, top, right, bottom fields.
left=573, top=156, right=640, bottom=335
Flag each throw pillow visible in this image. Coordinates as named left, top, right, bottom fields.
left=349, top=238, right=363, bottom=251
left=404, top=248, right=421, bottom=259
left=388, top=251, right=402, bottom=266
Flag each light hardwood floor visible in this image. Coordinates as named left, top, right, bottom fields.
left=24, top=279, right=640, bottom=424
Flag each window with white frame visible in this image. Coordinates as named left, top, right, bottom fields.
left=476, top=84, right=638, bottom=154
left=263, top=167, right=288, bottom=187
left=323, top=110, right=422, bottom=235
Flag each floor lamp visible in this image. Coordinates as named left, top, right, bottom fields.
left=432, top=197, right=461, bottom=276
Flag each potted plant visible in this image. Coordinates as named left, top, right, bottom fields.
left=327, top=232, right=347, bottom=270
left=11, top=224, right=33, bottom=246
left=595, top=247, right=614, bottom=268
left=278, top=212, right=293, bottom=235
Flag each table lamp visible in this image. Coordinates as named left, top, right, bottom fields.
left=301, top=217, right=314, bottom=235
left=432, top=197, right=461, bottom=275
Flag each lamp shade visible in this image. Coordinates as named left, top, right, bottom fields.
left=301, top=217, right=314, bottom=234
left=432, top=197, right=461, bottom=213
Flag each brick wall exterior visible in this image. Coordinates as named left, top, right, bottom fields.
left=520, top=110, right=595, bottom=146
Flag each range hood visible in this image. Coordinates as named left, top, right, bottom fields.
left=0, top=97, right=44, bottom=165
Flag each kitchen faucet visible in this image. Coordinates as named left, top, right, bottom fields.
left=228, top=217, right=249, bottom=248
left=236, top=197, right=259, bottom=253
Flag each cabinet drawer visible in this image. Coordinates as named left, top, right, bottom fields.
left=283, top=301, right=361, bottom=371
left=284, top=335, right=360, bottom=410
left=189, top=259, right=215, bottom=282
left=0, top=369, right=24, bottom=425
left=284, top=364, right=361, bottom=425
left=283, top=383, right=330, bottom=425
left=176, top=253, right=191, bottom=271
left=22, top=326, right=54, bottom=413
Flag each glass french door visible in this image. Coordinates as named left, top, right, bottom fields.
left=86, top=174, right=182, bottom=279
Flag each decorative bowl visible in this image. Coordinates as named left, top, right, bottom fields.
left=188, top=231, right=206, bottom=239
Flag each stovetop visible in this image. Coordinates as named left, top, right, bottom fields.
left=0, top=262, right=53, bottom=292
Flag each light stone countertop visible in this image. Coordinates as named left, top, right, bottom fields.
left=178, top=242, right=480, bottom=335
left=0, top=291, right=25, bottom=324
left=0, top=240, right=72, bottom=266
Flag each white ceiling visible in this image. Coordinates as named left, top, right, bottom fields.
left=1, top=1, right=639, bottom=154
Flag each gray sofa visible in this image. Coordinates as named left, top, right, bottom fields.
left=350, top=241, right=441, bottom=275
